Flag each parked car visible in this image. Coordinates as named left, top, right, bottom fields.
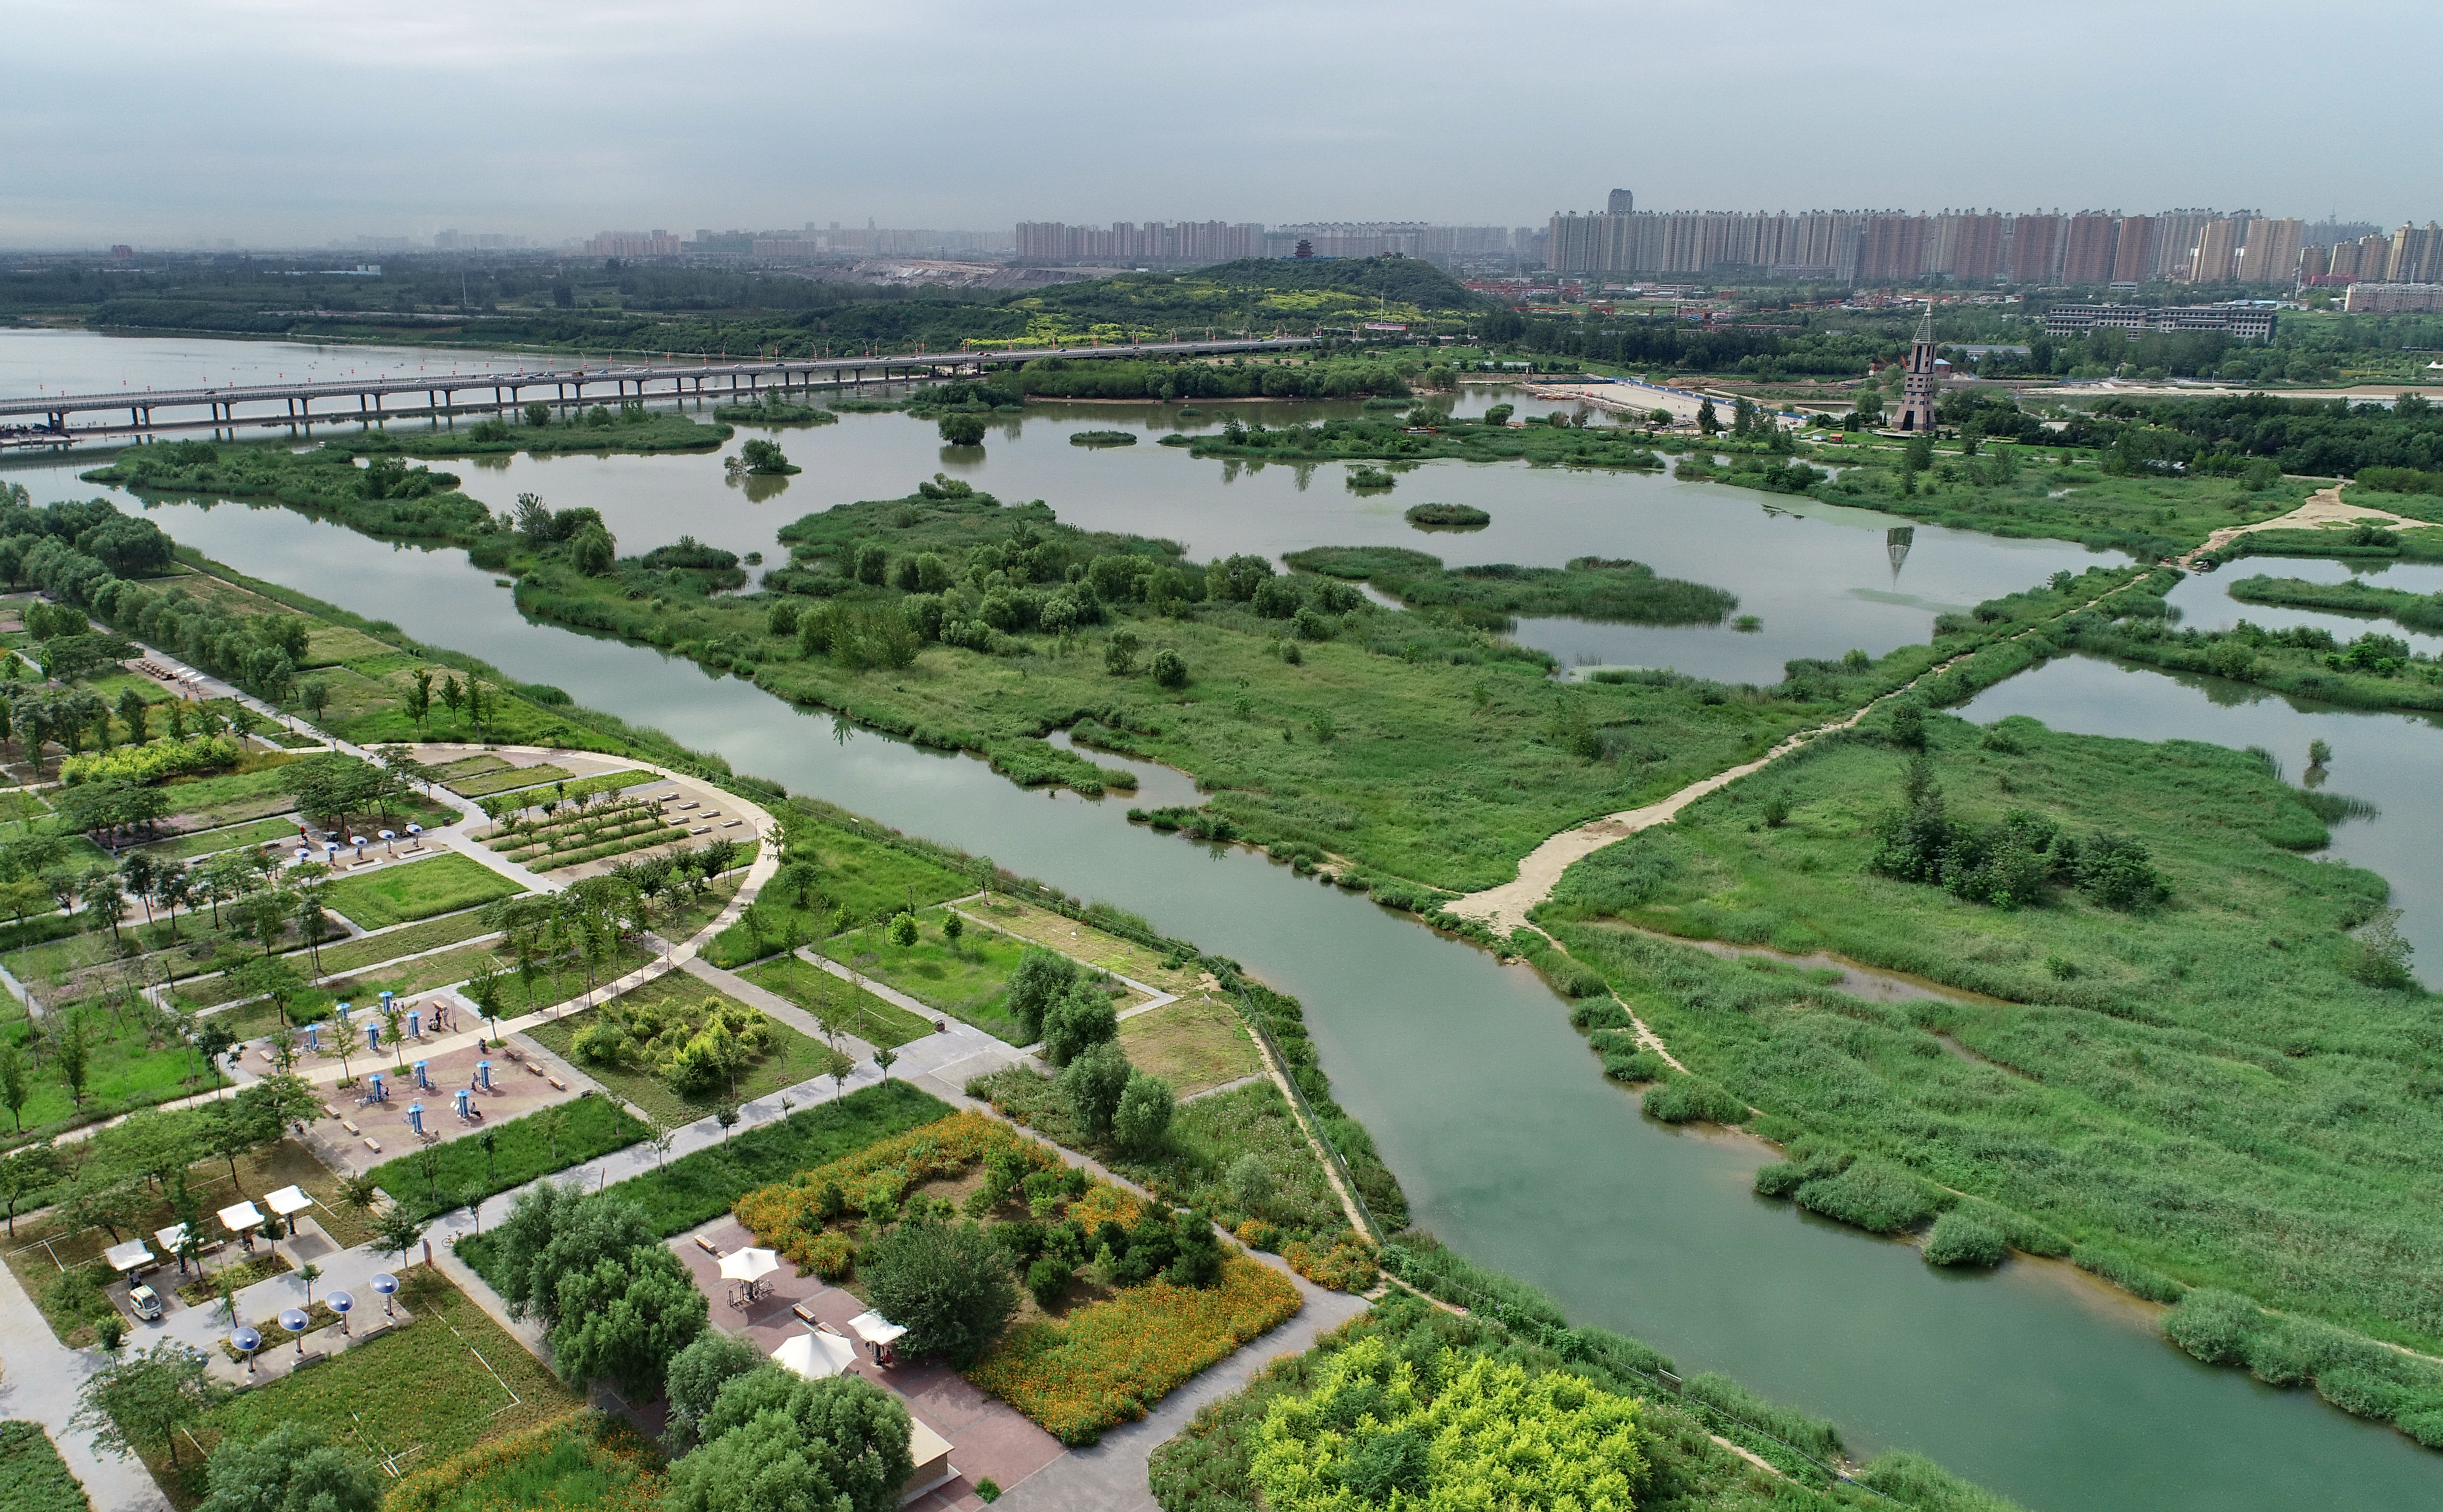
left=127, top=1284, right=163, bottom=1322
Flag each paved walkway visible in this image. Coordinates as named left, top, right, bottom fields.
left=0, top=1258, right=172, bottom=1511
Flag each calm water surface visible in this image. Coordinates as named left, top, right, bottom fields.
left=7, top=332, right=2443, bottom=1510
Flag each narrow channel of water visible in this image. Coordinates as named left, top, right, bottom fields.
left=7, top=332, right=2443, bottom=1508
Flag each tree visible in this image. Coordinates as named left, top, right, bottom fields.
left=857, top=1213, right=1016, bottom=1367
left=72, top=1341, right=224, bottom=1468
left=549, top=1244, right=709, bottom=1398
left=371, top=1203, right=425, bottom=1268
left=664, top=1328, right=767, bottom=1452
left=888, top=911, right=918, bottom=950
left=937, top=412, right=988, bottom=447
left=671, top=1369, right=914, bottom=1512
left=1697, top=398, right=1719, bottom=434
left=0, top=1140, right=61, bottom=1234
left=0, top=1039, right=30, bottom=1134
left=77, top=867, right=124, bottom=943
left=1004, top=948, right=1077, bottom=1042
left=298, top=678, right=330, bottom=727
left=55, top=1013, right=92, bottom=1108
left=491, top=1183, right=656, bottom=1327
left=1042, top=980, right=1118, bottom=1068
left=1060, top=1040, right=1132, bottom=1137
left=1113, top=1071, right=1176, bottom=1153
left=197, top=1421, right=384, bottom=1512
left=1104, top=630, right=1142, bottom=677
left=405, top=668, right=433, bottom=733
left=115, top=687, right=149, bottom=744
left=571, top=523, right=618, bottom=577
left=941, top=910, right=964, bottom=951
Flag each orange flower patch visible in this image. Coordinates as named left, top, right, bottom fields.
left=965, top=1256, right=1302, bottom=1445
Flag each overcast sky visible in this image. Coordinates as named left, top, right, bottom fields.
left=9, top=0, right=2439, bottom=247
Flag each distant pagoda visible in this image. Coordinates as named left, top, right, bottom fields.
left=1892, top=309, right=1939, bottom=433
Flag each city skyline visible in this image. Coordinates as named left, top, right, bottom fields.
left=7, top=0, right=2440, bottom=247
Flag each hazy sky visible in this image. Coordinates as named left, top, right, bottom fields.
left=10, top=0, right=2439, bottom=247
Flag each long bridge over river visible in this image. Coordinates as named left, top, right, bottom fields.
left=0, top=336, right=1317, bottom=449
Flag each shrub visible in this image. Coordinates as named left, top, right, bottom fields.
left=1281, top=1231, right=1378, bottom=1292
left=1150, top=648, right=1188, bottom=689
left=2318, top=1368, right=2410, bottom=1420
left=1793, top=1159, right=1935, bottom=1233
left=1113, top=1072, right=1176, bottom=1153
left=1059, top=1041, right=1132, bottom=1136
left=1042, top=981, right=1118, bottom=1067
left=2162, top=1288, right=2263, bottom=1365
left=804, top=1230, right=856, bottom=1281
left=1600, top=1047, right=1668, bottom=1083
left=938, top=413, right=989, bottom=446
left=1640, top=1077, right=1747, bottom=1125
left=1251, top=1337, right=1645, bottom=1512
left=2073, top=1244, right=2186, bottom=1304
left=1920, top=1211, right=2008, bottom=1267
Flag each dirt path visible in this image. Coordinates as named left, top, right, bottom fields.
left=2177, top=482, right=2438, bottom=569
left=1443, top=578, right=2155, bottom=935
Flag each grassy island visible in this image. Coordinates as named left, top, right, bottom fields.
left=1537, top=698, right=2443, bottom=1443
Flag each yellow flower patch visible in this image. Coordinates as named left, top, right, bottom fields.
left=966, top=1256, right=1302, bottom=1444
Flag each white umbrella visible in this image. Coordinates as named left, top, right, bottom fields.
left=717, top=1247, right=780, bottom=1285
left=773, top=1330, right=859, bottom=1380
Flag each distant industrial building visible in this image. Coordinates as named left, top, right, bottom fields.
left=2343, top=283, right=2443, bottom=314
left=2041, top=303, right=2279, bottom=342
left=584, top=229, right=681, bottom=258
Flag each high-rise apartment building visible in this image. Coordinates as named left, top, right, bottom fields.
left=2109, top=216, right=2158, bottom=283
left=2009, top=215, right=2064, bottom=282
left=2383, top=224, right=2443, bottom=283
left=2060, top=213, right=2120, bottom=283
left=2235, top=218, right=2305, bottom=284
left=2187, top=219, right=2243, bottom=282
left=1607, top=188, right=1634, bottom=215
left=1014, top=221, right=1262, bottom=262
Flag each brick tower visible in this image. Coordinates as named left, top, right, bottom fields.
left=1892, top=308, right=1939, bottom=433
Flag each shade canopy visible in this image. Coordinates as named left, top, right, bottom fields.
left=216, top=1201, right=265, bottom=1233
left=278, top=1308, right=309, bottom=1332
left=773, top=1330, right=860, bottom=1380
left=154, top=1223, right=190, bottom=1255
left=103, top=1240, right=154, bottom=1272
left=717, top=1247, right=780, bottom=1284
left=265, top=1185, right=314, bottom=1218
left=846, top=1309, right=907, bottom=1346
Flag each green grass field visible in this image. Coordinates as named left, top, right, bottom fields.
left=132, top=815, right=303, bottom=861
left=366, top=1092, right=647, bottom=1219
left=1542, top=705, right=2443, bottom=1358
left=525, top=973, right=848, bottom=1127
left=163, top=1270, right=582, bottom=1506
left=321, top=853, right=524, bottom=930
left=813, top=906, right=1033, bottom=1042
left=738, top=952, right=940, bottom=1049
left=704, top=809, right=969, bottom=966
left=0, top=1422, right=90, bottom=1512
left=0, top=995, right=223, bottom=1139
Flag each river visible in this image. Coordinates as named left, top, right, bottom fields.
left=6, top=330, right=2442, bottom=1510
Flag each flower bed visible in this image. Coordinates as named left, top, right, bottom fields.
left=1282, top=1231, right=1379, bottom=1292
left=965, top=1255, right=1301, bottom=1444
